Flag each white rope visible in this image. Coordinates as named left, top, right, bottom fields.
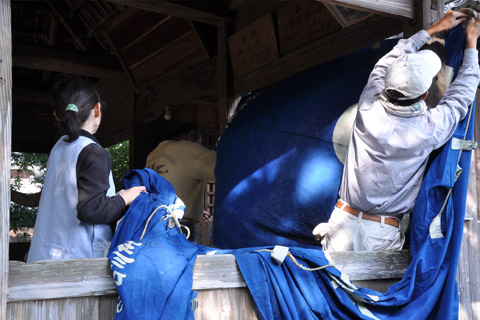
left=256, top=249, right=333, bottom=271
left=140, top=204, right=190, bottom=240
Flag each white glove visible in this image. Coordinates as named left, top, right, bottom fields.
left=312, top=222, right=330, bottom=241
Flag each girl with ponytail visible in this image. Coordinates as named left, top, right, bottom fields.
left=27, top=74, right=146, bottom=262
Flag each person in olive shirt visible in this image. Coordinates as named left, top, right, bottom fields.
left=146, top=123, right=216, bottom=241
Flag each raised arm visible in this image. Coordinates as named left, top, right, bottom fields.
left=466, top=13, right=480, bottom=48
left=427, top=10, right=468, bottom=36
left=428, top=14, right=480, bottom=149
left=359, top=11, right=468, bottom=106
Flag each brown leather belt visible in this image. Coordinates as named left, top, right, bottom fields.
left=336, top=200, right=400, bottom=228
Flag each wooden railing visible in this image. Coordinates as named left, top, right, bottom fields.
left=8, top=250, right=410, bottom=302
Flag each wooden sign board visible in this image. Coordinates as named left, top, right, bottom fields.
left=228, top=13, right=279, bottom=78
left=277, top=1, right=340, bottom=55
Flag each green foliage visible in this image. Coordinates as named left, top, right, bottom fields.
left=11, top=152, right=48, bottom=186
left=10, top=152, right=48, bottom=233
left=10, top=203, right=37, bottom=235
left=107, top=140, right=130, bottom=191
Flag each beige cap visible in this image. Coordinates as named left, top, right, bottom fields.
left=385, top=49, right=441, bottom=100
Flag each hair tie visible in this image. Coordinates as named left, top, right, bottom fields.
left=65, top=104, right=78, bottom=112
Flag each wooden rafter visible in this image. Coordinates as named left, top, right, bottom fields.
left=316, top=0, right=415, bottom=19
left=45, top=0, right=88, bottom=51
left=12, top=44, right=126, bottom=80
left=103, top=0, right=234, bottom=25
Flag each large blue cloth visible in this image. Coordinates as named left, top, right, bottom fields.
left=213, top=41, right=397, bottom=249
left=108, top=168, right=198, bottom=320
left=213, top=25, right=473, bottom=319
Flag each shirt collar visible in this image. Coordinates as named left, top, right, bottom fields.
left=80, top=129, right=101, bottom=145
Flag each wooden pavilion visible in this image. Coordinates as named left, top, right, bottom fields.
left=1, top=0, right=479, bottom=318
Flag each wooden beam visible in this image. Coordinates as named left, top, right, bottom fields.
left=12, top=44, right=126, bottom=80
left=8, top=250, right=409, bottom=302
left=135, top=56, right=218, bottom=124
left=0, top=0, right=11, bottom=317
left=103, top=0, right=234, bottom=25
left=103, top=32, right=138, bottom=89
left=12, top=87, right=51, bottom=106
left=10, top=190, right=41, bottom=208
left=316, top=0, right=415, bottom=19
left=234, top=15, right=403, bottom=96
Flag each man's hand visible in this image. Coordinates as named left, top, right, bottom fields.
left=467, top=15, right=480, bottom=48
left=427, top=10, right=468, bottom=36
left=202, top=210, right=213, bottom=222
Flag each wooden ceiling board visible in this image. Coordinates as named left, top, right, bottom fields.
left=131, top=30, right=210, bottom=88
left=119, top=17, right=194, bottom=68
left=232, top=0, right=286, bottom=30
left=108, top=10, right=169, bottom=50
left=234, top=15, right=403, bottom=96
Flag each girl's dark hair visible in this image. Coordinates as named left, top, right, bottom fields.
left=50, top=74, right=101, bottom=142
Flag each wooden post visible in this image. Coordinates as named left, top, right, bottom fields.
left=457, top=89, right=480, bottom=320
left=128, top=86, right=137, bottom=170
left=217, top=22, right=235, bottom=134
left=129, top=87, right=150, bottom=170
left=0, top=0, right=12, bottom=318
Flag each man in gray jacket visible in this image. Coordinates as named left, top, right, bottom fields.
left=314, top=10, right=480, bottom=251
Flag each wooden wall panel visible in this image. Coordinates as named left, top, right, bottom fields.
left=7, top=296, right=117, bottom=320
left=194, top=288, right=259, bottom=319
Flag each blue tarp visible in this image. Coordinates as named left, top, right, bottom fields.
left=109, top=25, right=473, bottom=320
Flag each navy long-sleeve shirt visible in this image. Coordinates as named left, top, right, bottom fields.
left=76, top=130, right=126, bottom=224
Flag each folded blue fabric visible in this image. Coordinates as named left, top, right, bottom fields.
left=108, top=168, right=198, bottom=320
